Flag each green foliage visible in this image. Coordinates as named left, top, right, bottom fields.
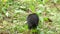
left=44, top=17, right=49, bottom=21
left=0, top=0, right=60, bottom=34
left=29, top=4, right=35, bottom=13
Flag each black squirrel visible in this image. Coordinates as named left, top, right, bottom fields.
left=27, top=13, right=39, bottom=30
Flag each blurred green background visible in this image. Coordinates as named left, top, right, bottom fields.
left=0, top=0, right=60, bottom=34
